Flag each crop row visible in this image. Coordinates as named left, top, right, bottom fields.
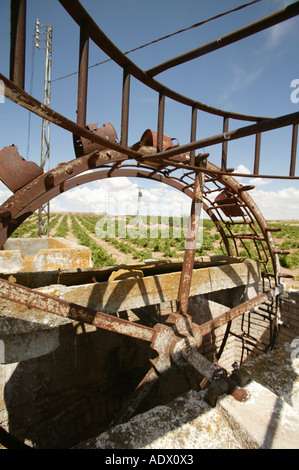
left=70, top=216, right=115, bottom=266
left=8, top=213, right=299, bottom=272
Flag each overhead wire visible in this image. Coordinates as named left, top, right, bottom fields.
left=50, top=0, right=261, bottom=83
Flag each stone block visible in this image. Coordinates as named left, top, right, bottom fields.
left=218, top=381, right=299, bottom=449
left=0, top=237, right=92, bottom=273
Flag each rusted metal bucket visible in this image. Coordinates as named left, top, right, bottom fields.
left=73, top=122, right=118, bottom=157
left=139, top=129, right=179, bottom=150
left=215, top=191, right=244, bottom=217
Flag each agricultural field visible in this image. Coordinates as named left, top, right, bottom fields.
left=9, top=212, right=299, bottom=289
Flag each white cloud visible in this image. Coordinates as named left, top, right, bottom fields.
left=53, top=178, right=191, bottom=217
left=233, top=166, right=271, bottom=187
left=233, top=164, right=251, bottom=182
left=250, top=186, right=299, bottom=219
left=234, top=164, right=251, bottom=175
left=249, top=177, right=272, bottom=187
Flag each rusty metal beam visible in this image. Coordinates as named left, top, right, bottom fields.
left=190, top=106, right=197, bottom=166
left=0, top=278, right=155, bottom=342
left=177, top=158, right=206, bottom=317
left=146, top=2, right=299, bottom=77
left=196, top=292, right=270, bottom=337
left=58, top=0, right=269, bottom=123
left=157, top=92, right=165, bottom=152
left=77, top=20, right=89, bottom=127
left=221, top=117, right=229, bottom=171
left=10, top=0, right=26, bottom=89
left=290, top=123, right=298, bottom=177
left=254, top=128, right=262, bottom=175
left=2, top=71, right=298, bottom=178
left=120, top=66, right=131, bottom=147
left=141, top=111, right=299, bottom=166
left=0, top=73, right=141, bottom=159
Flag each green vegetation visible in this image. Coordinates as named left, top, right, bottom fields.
left=54, top=215, right=68, bottom=238
left=70, top=216, right=115, bottom=266
left=7, top=213, right=299, bottom=273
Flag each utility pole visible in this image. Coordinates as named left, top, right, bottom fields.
left=35, top=19, right=52, bottom=237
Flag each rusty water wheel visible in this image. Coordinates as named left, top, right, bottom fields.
left=0, top=151, right=282, bottom=429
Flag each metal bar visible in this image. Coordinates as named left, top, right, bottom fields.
left=177, top=158, right=206, bottom=316
left=120, top=66, right=131, bottom=147
left=10, top=0, right=26, bottom=89
left=77, top=20, right=89, bottom=127
left=138, top=110, right=299, bottom=162
left=181, top=348, right=218, bottom=381
left=146, top=2, right=299, bottom=76
left=196, top=292, right=270, bottom=337
left=157, top=92, right=165, bottom=152
left=254, top=129, right=261, bottom=175
left=208, top=203, right=246, bottom=210
left=58, top=0, right=269, bottom=123
left=226, top=234, right=265, bottom=240
left=0, top=73, right=141, bottom=159
left=190, top=106, right=197, bottom=166
left=0, top=278, right=155, bottom=343
left=221, top=116, right=229, bottom=171
left=290, top=123, right=298, bottom=176
left=162, top=160, right=299, bottom=180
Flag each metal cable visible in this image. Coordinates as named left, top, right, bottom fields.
left=50, top=0, right=261, bottom=83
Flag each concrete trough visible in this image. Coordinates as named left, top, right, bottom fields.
left=2, top=257, right=298, bottom=449
left=0, top=237, right=92, bottom=273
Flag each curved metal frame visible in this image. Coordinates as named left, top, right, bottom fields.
left=0, top=152, right=280, bottom=285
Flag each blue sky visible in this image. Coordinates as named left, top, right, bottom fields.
left=0, top=0, right=299, bottom=219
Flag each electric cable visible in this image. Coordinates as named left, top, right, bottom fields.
left=50, top=0, right=261, bottom=83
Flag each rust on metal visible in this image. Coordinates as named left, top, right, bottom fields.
left=139, top=129, right=178, bottom=150
left=73, top=122, right=119, bottom=157
left=177, top=157, right=206, bottom=317
left=0, top=278, right=155, bottom=343
left=196, top=292, right=270, bottom=337
left=214, top=191, right=244, bottom=217
left=1, top=0, right=299, bottom=432
left=0, top=146, right=43, bottom=193
left=76, top=20, right=89, bottom=128
left=10, top=0, right=26, bottom=89
left=145, top=1, right=299, bottom=77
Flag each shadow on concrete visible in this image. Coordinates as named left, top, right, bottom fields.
left=2, top=260, right=294, bottom=449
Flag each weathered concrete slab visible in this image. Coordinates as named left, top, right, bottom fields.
left=75, top=390, right=242, bottom=449
left=219, top=381, right=299, bottom=449
left=0, top=328, right=60, bottom=363
left=40, top=259, right=260, bottom=314
left=76, top=380, right=299, bottom=450
left=76, top=338, right=299, bottom=450
left=239, top=339, right=299, bottom=412
left=1, top=237, right=92, bottom=273
left=0, top=298, right=71, bottom=363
